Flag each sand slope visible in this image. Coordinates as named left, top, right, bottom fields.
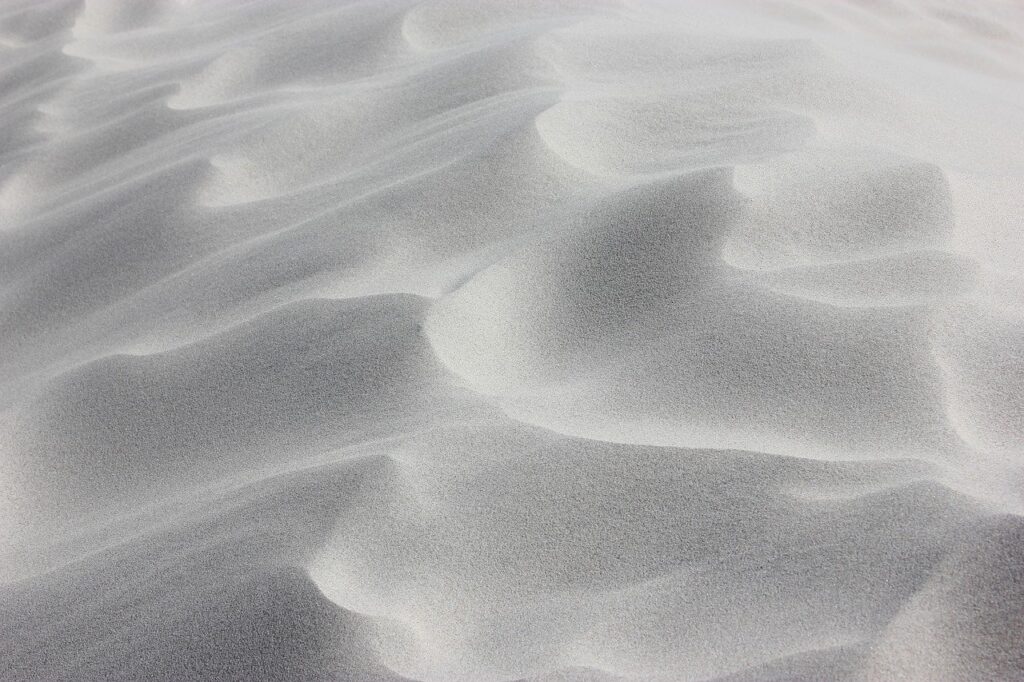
left=1, top=0, right=1023, bottom=680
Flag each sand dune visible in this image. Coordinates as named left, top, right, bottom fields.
left=1, top=0, right=1023, bottom=680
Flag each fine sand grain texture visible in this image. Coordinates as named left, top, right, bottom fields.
left=1, top=0, right=1023, bottom=680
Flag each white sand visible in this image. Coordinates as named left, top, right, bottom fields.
left=1, top=0, right=1023, bottom=680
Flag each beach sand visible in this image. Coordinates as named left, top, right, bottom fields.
left=1, top=0, right=1023, bottom=679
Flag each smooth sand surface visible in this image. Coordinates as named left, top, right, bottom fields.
left=1, top=1, right=1023, bottom=680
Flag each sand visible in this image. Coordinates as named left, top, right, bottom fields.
left=1, top=0, right=1023, bottom=680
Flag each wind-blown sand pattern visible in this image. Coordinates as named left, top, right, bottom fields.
left=1, top=0, right=1023, bottom=680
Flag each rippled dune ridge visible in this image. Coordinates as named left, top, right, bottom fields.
left=1, top=0, right=1023, bottom=679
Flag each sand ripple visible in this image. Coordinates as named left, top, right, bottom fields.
left=1, top=0, right=1023, bottom=679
